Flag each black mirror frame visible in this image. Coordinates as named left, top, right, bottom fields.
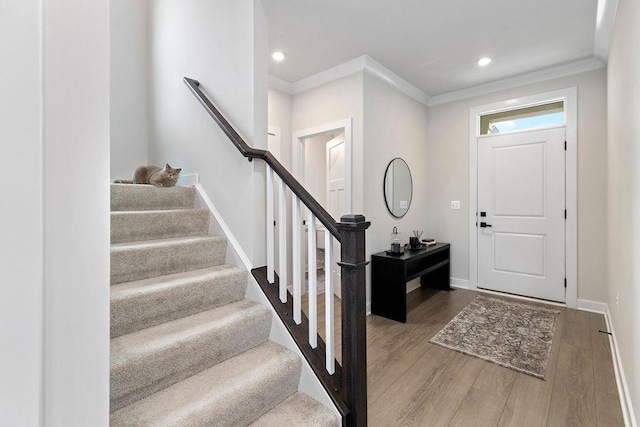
left=383, top=157, right=413, bottom=218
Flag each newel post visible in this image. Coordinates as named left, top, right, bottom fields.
left=337, top=214, right=370, bottom=427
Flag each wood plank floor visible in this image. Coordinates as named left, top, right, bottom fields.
left=303, top=287, right=624, bottom=426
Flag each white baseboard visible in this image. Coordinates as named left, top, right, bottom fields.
left=604, top=307, right=637, bottom=427
left=366, top=302, right=371, bottom=316
left=450, top=278, right=470, bottom=289
left=576, top=299, right=608, bottom=314
left=193, top=183, right=340, bottom=420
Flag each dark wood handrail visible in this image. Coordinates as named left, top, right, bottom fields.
left=184, top=77, right=369, bottom=426
left=184, top=77, right=341, bottom=242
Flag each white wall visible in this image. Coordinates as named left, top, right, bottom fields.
left=2, top=1, right=110, bottom=425
left=607, top=0, right=640, bottom=422
left=110, top=0, right=149, bottom=180
left=148, top=0, right=268, bottom=265
left=43, top=0, right=111, bottom=425
left=363, top=71, right=430, bottom=303
left=292, top=73, right=365, bottom=213
left=268, top=88, right=293, bottom=168
left=1, top=2, right=44, bottom=425
left=425, top=68, right=608, bottom=303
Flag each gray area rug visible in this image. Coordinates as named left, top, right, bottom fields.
left=429, top=295, right=560, bottom=379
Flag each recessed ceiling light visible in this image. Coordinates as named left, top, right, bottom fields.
left=477, top=57, right=492, bottom=67
left=272, top=51, right=286, bottom=62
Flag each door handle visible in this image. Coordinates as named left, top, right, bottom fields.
left=480, top=222, right=492, bottom=228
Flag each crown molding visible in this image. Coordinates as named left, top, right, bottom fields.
left=594, top=0, right=619, bottom=63
left=361, top=56, right=430, bottom=105
left=269, top=56, right=606, bottom=108
left=268, top=75, right=293, bottom=94
left=269, top=55, right=430, bottom=106
left=428, top=58, right=605, bottom=106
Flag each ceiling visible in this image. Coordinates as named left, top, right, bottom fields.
left=264, top=0, right=600, bottom=96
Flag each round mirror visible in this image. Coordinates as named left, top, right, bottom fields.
left=383, top=158, right=413, bottom=218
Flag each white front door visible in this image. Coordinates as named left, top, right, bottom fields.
left=326, top=137, right=345, bottom=298
left=477, top=127, right=566, bottom=302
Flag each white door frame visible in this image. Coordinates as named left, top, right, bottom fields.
left=469, top=87, right=578, bottom=308
left=292, top=118, right=353, bottom=214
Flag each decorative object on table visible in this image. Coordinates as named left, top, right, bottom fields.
left=387, top=226, right=404, bottom=255
left=383, top=158, right=413, bottom=218
left=410, top=230, right=423, bottom=249
left=422, top=237, right=437, bottom=247
left=429, top=295, right=560, bottom=379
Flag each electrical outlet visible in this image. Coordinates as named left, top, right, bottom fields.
left=616, top=293, right=619, bottom=309
left=451, top=200, right=460, bottom=210
left=400, top=200, right=408, bottom=209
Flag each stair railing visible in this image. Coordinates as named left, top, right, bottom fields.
left=184, top=77, right=369, bottom=426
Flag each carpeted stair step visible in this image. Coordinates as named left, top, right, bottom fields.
left=111, top=184, right=196, bottom=211
left=111, top=265, right=248, bottom=338
left=249, top=392, right=339, bottom=427
left=110, top=341, right=302, bottom=426
left=110, top=235, right=226, bottom=285
left=111, top=209, right=210, bottom=244
left=110, top=300, right=272, bottom=412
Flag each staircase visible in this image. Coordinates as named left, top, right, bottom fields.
left=109, top=183, right=338, bottom=426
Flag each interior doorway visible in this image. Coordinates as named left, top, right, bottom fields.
left=292, top=118, right=352, bottom=299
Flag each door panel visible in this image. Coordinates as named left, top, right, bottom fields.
left=493, top=143, right=545, bottom=217
left=478, top=127, right=565, bottom=302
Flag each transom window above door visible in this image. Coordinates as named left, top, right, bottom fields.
left=480, top=101, right=564, bottom=135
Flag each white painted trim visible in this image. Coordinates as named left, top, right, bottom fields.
left=475, top=288, right=568, bottom=309
left=361, top=56, right=430, bottom=106
left=406, top=280, right=421, bottom=294
left=594, top=0, right=619, bottom=63
left=268, top=74, right=293, bottom=94
left=450, top=278, right=470, bottom=289
left=291, top=55, right=366, bottom=95
left=469, top=87, right=578, bottom=308
left=429, top=58, right=604, bottom=106
left=604, top=307, right=637, bottom=427
left=195, top=183, right=253, bottom=271
left=194, top=183, right=341, bottom=421
left=366, top=302, right=371, bottom=316
left=269, top=57, right=605, bottom=109
left=292, top=118, right=353, bottom=214
left=269, top=55, right=430, bottom=106
left=576, top=299, right=608, bottom=314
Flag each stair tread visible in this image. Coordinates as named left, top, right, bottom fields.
left=110, top=341, right=301, bottom=426
left=111, top=208, right=208, bottom=215
left=111, top=299, right=269, bottom=365
left=111, top=184, right=196, bottom=211
left=111, top=235, right=224, bottom=250
left=111, top=209, right=210, bottom=244
left=111, top=265, right=244, bottom=296
left=110, top=265, right=247, bottom=338
left=249, top=392, right=338, bottom=427
left=111, top=299, right=272, bottom=411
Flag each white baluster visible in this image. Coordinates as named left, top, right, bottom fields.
left=279, top=179, right=287, bottom=303
left=308, top=212, right=317, bottom=348
left=266, top=166, right=274, bottom=284
left=325, top=228, right=335, bottom=374
left=292, top=196, right=302, bottom=325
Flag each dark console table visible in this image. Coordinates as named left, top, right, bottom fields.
left=371, top=243, right=450, bottom=323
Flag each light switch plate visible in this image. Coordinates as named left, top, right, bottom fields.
left=451, top=200, right=461, bottom=210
